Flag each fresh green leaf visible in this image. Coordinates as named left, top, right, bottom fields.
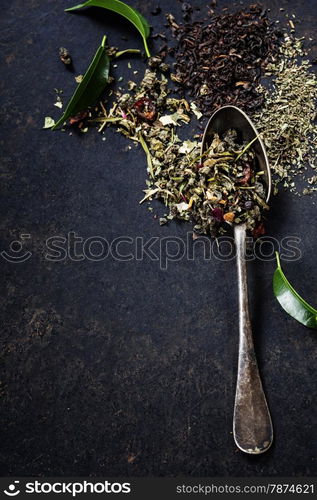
left=65, top=0, right=151, bottom=57
left=52, top=35, right=110, bottom=130
left=273, top=252, right=317, bottom=329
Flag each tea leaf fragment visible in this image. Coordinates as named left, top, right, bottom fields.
left=43, top=117, right=55, bottom=129
left=114, top=49, right=141, bottom=59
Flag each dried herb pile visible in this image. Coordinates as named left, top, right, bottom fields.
left=144, top=127, right=268, bottom=236
left=254, top=35, right=317, bottom=195
left=95, top=69, right=193, bottom=177
left=168, top=4, right=279, bottom=115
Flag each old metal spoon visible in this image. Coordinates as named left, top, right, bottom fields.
left=201, top=105, right=273, bottom=454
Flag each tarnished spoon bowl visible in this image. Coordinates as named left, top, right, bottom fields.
left=202, top=105, right=271, bottom=202
left=201, top=105, right=273, bottom=454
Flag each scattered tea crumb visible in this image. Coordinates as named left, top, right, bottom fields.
left=59, top=47, right=72, bottom=65
left=151, top=5, right=161, bottom=16
left=54, top=96, right=63, bottom=109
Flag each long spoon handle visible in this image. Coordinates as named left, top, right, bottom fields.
left=233, top=223, right=273, bottom=454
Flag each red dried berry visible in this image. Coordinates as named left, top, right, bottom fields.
left=133, top=97, right=157, bottom=122
left=212, top=207, right=224, bottom=222
left=239, top=164, right=252, bottom=185
left=69, top=111, right=88, bottom=125
left=252, top=222, right=266, bottom=239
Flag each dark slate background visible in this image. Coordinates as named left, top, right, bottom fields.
left=0, top=0, right=316, bottom=477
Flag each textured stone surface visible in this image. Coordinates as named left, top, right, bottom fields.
left=0, top=0, right=316, bottom=477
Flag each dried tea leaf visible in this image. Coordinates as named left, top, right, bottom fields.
left=190, top=102, right=202, bottom=120
left=43, top=116, right=55, bottom=129
left=75, top=74, right=83, bottom=83
left=179, top=140, right=198, bottom=154
left=159, top=111, right=189, bottom=126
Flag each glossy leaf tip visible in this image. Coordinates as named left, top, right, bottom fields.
left=273, top=252, right=317, bottom=329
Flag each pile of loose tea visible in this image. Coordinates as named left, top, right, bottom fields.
left=94, top=69, right=193, bottom=179
left=254, top=34, right=317, bottom=195
left=168, top=4, right=280, bottom=115
left=146, top=128, right=268, bottom=236
left=83, top=3, right=317, bottom=235
left=95, top=68, right=268, bottom=236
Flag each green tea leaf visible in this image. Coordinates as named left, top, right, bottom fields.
left=114, top=48, right=140, bottom=58
left=235, top=133, right=261, bottom=161
left=52, top=35, right=110, bottom=130
left=273, top=252, right=317, bottom=329
left=65, top=0, right=151, bottom=57
left=138, top=132, right=153, bottom=178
